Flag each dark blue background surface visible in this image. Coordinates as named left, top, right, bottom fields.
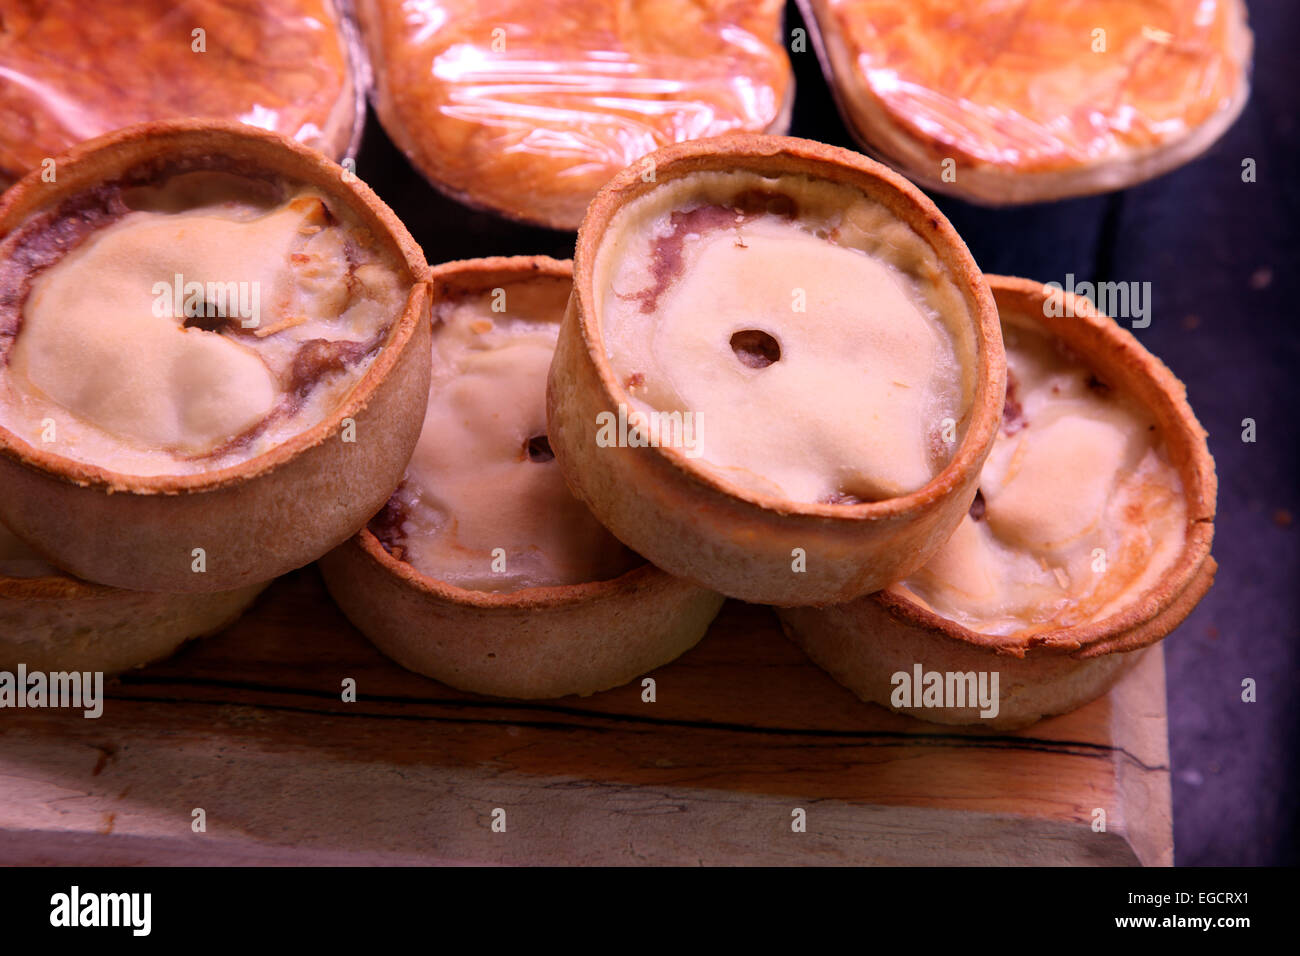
left=357, top=0, right=1299, bottom=865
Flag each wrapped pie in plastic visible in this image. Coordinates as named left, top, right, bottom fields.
left=0, top=0, right=364, bottom=187
left=356, top=0, right=794, bottom=229
left=798, top=0, right=1253, bottom=203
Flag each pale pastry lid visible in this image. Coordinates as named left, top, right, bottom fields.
left=368, top=256, right=643, bottom=598
left=0, top=132, right=415, bottom=483
left=590, top=153, right=991, bottom=511
left=884, top=275, right=1216, bottom=654
left=556, top=136, right=1005, bottom=604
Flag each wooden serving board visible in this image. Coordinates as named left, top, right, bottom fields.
left=0, top=566, right=1171, bottom=866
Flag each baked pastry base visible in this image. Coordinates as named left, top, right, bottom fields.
left=779, top=555, right=1214, bottom=730
left=0, top=573, right=266, bottom=674
left=320, top=535, right=723, bottom=700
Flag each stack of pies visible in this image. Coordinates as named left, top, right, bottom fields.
left=0, top=120, right=430, bottom=670
left=0, top=0, right=362, bottom=189
left=355, top=0, right=794, bottom=229
left=800, top=0, right=1253, bottom=202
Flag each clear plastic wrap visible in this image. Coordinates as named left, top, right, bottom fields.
left=0, top=0, right=366, bottom=186
left=356, top=0, right=793, bottom=230
left=798, top=0, right=1253, bottom=204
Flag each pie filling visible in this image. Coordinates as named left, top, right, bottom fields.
left=0, top=170, right=405, bottom=476
left=596, top=170, right=975, bottom=504
left=372, top=276, right=640, bottom=593
left=900, top=311, right=1187, bottom=637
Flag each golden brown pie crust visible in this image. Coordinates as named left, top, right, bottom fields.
left=0, top=0, right=361, bottom=187
left=0, top=120, right=431, bottom=593
left=0, top=566, right=266, bottom=674
left=548, top=134, right=1005, bottom=606
left=803, top=0, right=1253, bottom=202
left=777, top=275, right=1218, bottom=729
left=318, top=256, right=724, bottom=700
left=355, top=0, right=794, bottom=229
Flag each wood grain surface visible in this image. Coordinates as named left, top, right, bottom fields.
left=0, top=565, right=1171, bottom=865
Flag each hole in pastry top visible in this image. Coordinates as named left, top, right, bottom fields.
left=0, top=167, right=408, bottom=477
left=524, top=433, right=555, bottom=463
left=730, top=329, right=781, bottom=368
left=899, top=307, right=1188, bottom=638
left=370, top=271, right=640, bottom=594
left=594, top=169, right=980, bottom=505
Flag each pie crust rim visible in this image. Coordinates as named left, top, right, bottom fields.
left=874, top=274, right=1216, bottom=659
left=351, top=255, right=668, bottom=610
left=0, top=119, right=429, bottom=495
